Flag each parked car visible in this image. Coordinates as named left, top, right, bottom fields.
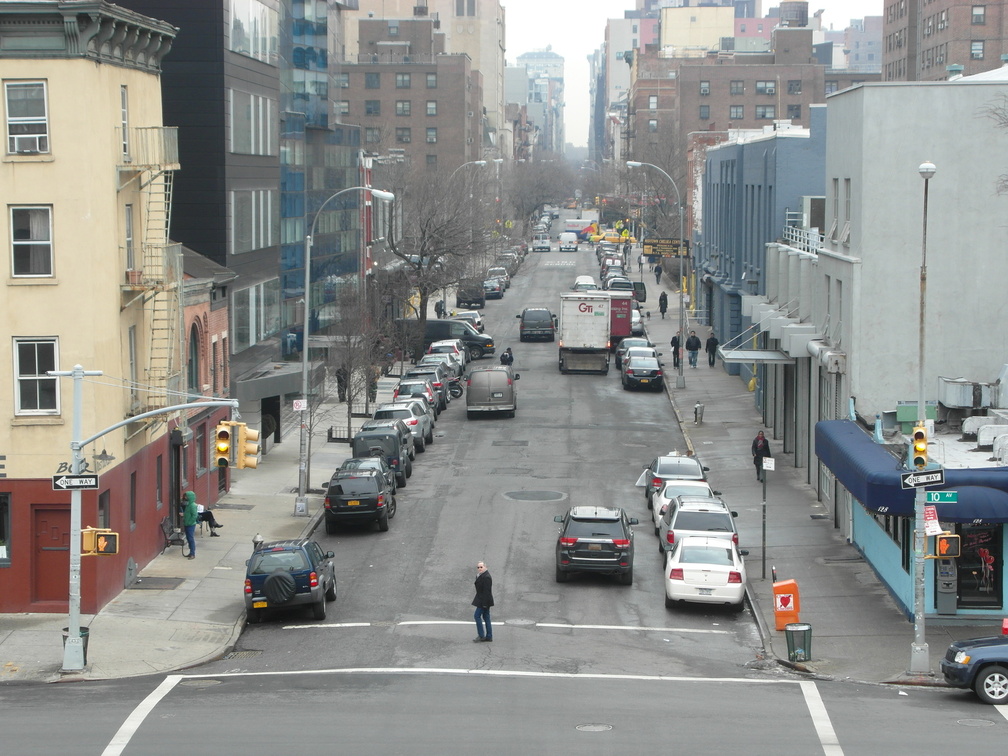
left=466, top=366, right=520, bottom=418
left=664, top=536, right=748, bottom=609
left=350, top=428, right=410, bottom=488
left=636, top=452, right=710, bottom=508
left=604, top=277, right=635, bottom=292
left=360, top=417, right=416, bottom=460
left=615, top=337, right=654, bottom=370
left=455, top=279, right=486, bottom=309
left=244, top=539, right=336, bottom=623
left=554, top=506, right=638, bottom=585
left=572, top=275, right=598, bottom=292
left=337, top=456, right=396, bottom=494
left=940, top=634, right=1008, bottom=704
left=657, top=496, right=739, bottom=555
left=417, top=352, right=462, bottom=379
left=452, top=310, right=484, bottom=333
left=322, top=468, right=396, bottom=533
left=495, top=253, right=521, bottom=275
left=486, top=266, right=510, bottom=289
left=393, top=378, right=439, bottom=418
left=395, top=318, right=495, bottom=360
left=428, top=338, right=469, bottom=368
left=372, top=402, right=433, bottom=452
left=403, top=364, right=450, bottom=410
left=483, top=278, right=504, bottom=299
left=651, top=479, right=720, bottom=533
left=621, top=354, right=664, bottom=391
left=516, top=307, right=557, bottom=342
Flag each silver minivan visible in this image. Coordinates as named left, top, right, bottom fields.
left=466, top=366, right=520, bottom=418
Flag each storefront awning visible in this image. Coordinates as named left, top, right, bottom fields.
left=816, top=419, right=1008, bottom=521
left=717, top=348, right=794, bottom=364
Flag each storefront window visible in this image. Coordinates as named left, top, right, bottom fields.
left=958, top=523, right=1002, bottom=608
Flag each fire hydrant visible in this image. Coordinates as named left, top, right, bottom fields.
left=694, top=401, right=705, bottom=425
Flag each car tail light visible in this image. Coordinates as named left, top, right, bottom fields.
left=611, top=539, right=630, bottom=547
left=666, top=531, right=675, bottom=546
left=732, top=533, right=739, bottom=544
left=392, top=389, right=399, bottom=399
left=407, top=418, right=418, bottom=426
left=432, top=381, right=442, bottom=388
left=651, top=477, right=662, bottom=489
left=656, top=370, right=663, bottom=377
left=466, top=377, right=472, bottom=387
left=669, top=568, right=684, bottom=581
left=625, top=369, right=634, bottom=376
left=309, top=571, right=319, bottom=588
left=728, top=571, right=742, bottom=584
left=559, top=537, right=578, bottom=546
left=244, top=578, right=253, bottom=594
left=324, top=496, right=331, bottom=510
left=377, top=493, right=385, bottom=508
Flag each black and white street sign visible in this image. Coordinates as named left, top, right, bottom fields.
left=52, top=474, right=100, bottom=491
left=900, top=469, right=945, bottom=489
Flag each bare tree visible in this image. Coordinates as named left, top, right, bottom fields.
left=983, top=95, right=1008, bottom=194
left=505, top=157, right=576, bottom=235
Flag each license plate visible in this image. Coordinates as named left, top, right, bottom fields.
left=492, top=392, right=503, bottom=398
left=347, top=500, right=360, bottom=506
left=588, top=543, right=602, bottom=551
left=698, top=588, right=713, bottom=596
left=253, top=600, right=268, bottom=608
left=640, top=378, right=650, bottom=383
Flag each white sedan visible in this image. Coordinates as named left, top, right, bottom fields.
left=651, top=479, right=719, bottom=533
left=664, top=536, right=748, bottom=609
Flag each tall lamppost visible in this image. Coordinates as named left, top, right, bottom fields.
left=910, top=161, right=936, bottom=673
left=627, top=161, right=686, bottom=388
left=449, top=160, right=490, bottom=276
left=295, top=186, right=395, bottom=515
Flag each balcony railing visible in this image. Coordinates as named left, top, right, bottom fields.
left=118, top=126, right=179, bottom=170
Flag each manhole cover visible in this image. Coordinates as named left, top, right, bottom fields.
left=223, top=650, right=263, bottom=660
left=505, top=490, right=565, bottom=501
left=575, top=724, right=613, bottom=732
left=128, top=577, right=184, bottom=590
left=956, top=719, right=996, bottom=727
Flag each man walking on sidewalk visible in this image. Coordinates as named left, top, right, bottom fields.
left=670, top=331, right=681, bottom=369
left=654, top=263, right=663, bottom=285
left=705, top=332, right=719, bottom=367
left=658, top=291, right=668, bottom=319
left=685, top=330, right=702, bottom=368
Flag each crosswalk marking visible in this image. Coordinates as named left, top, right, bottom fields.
left=284, top=619, right=730, bottom=635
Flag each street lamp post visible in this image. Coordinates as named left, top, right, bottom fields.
left=627, top=161, right=686, bottom=388
left=295, top=186, right=395, bottom=516
left=910, top=161, right=936, bottom=674
left=448, top=160, right=490, bottom=277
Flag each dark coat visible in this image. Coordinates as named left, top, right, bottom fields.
left=472, top=570, right=494, bottom=608
left=752, top=435, right=772, bottom=461
left=658, top=292, right=668, bottom=312
left=685, top=335, right=702, bottom=352
left=705, top=335, right=719, bottom=354
left=670, top=335, right=680, bottom=350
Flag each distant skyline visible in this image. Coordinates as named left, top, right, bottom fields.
left=501, top=0, right=884, bottom=148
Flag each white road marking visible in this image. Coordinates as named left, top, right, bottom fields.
left=281, top=619, right=731, bottom=635
left=800, top=680, right=844, bottom=755
left=536, top=622, right=731, bottom=635
left=284, top=622, right=372, bottom=630
left=996, top=704, right=1008, bottom=723
left=101, top=675, right=182, bottom=756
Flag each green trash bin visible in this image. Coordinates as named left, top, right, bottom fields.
left=784, top=622, right=812, bottom=662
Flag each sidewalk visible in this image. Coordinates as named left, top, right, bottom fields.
left=638, top=258, right=995, bottom=685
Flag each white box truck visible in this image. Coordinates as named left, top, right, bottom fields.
left=557, top=292, right=611, bottom=374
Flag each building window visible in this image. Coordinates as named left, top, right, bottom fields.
left=699, top=81, right=710, bottom=95
left=365, top=100, right=381, bottom=116
left=426, top=100, right=437, bottom=116
left=825, top=80, right=839, bottom=94
left=699, top=105, right=710, bottom=120
left=128, top=325, right=139, bottom=411
left=124, top=204, right=135, bottom=271
left=648, top=119, right=658, bottom=132
left=338, top=72, right=349, bottom=88
left=211, top=339, right=218, bottom=393
left=730, top=80, right=744, bottom=95
left=455, top=0, right=476, bottom=15
left=756, top=80, right=776, bottom=95
left=229, top=0, right=278, bottom=63
left=396, top=100, right=411, bottom=116
left=156, top=455, right=163, bottom=508
left=0, top=494, right=9, bottom=563
left=787, top=104, right=801, bottom=119
left=366, top=127, right=381, bottom=143
left=938, top=9, right=948, bottom=29
left=5, top=80, right=49, bottom=154
left=426, top=127, right=437, bottom=143
left=729, top=105, right=743, bottom=120
left=188, top=323, right=200, bottom=395
left=426, top=73, right=437, bottom=88
left=396, top=127, right=411, bottom=143
left=426, top=154, right=437, bottom=167
left=336, top=100, right=349, bottom=115
left=396, top=73, right=411, bottom=89
left=230, top=91, right=278, bottom=156
left=648, top=95, right=658, bottom=110
left=196, top=424, right=207, bottom=475
left=230, top=189, right=277, bottom=255
left=10, top=206, right=53, bottom=277
left=756, top=105, right=776, bottom=119
left=740, top=23, right=746, bottom=32
left=972, top=40, right=985, bottom=59
left=365, top=72, right=380, bottom=89
left=120, top=85, right=130, bottom=156
left=14, top=338, right=59, bottom=415
left=787, top=80, right=802, bottom=95
left=972, top=5, right=986, bottom=24
left=97, top=490, right=110, bottom=530
left=389, top=22, right=399, bottom=36
left=129, top=471, right=137, bottom=527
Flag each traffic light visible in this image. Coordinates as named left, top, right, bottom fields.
left=214, top=422, right=232, bottom=468
left=81, top=527, right=119, bottom=555
left=936, top=534, right=961, bottom=558
left=235, top=423, right=260, bottom=470
left=910, top=424, right=928, bottom=470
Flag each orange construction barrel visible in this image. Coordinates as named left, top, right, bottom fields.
left=772, top=579, right=800, bottom=630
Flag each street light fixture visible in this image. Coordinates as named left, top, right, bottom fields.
left=909, top=161, right=935, bottom=674
left=627, top=160, right=687, bottom=388
left=295, top=186, right=395, bottom=515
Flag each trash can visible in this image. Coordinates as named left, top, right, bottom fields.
left=784, top=622, right=812, bottom=663
left=62, top=626, right=90, bottom=665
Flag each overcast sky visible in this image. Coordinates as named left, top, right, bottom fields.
left=501, top=0, right=884, bottom=148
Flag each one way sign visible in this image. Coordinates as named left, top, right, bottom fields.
left=52, top=475, right=99, bottom=491
left=901, top=469, right=945, bottom=489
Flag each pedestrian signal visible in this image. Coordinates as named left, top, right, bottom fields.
left=82, top=527, right=119, bottom=555
left=910, top=424, right=928, bottom=470
left=215, top=422, right=232, bottom=468
left=936, top=534, right=960, bottom=558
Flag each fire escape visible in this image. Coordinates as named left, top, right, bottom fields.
left=119, top=126, right=182, bottom=416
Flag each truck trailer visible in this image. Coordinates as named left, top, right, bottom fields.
left=557, top=292, right=611, bottom=374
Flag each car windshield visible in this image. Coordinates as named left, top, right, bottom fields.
left=524, top=311, right=551, bottom=323
left=341, top=459, right=382, bottom=472
left=660, top=483, right=712, bottom=499
left=656, top=457, right=702, bottom=476
left=679, top=544, right=733, bottom=565
left=328, top=477, right=379, bottom=496
left=674, top=512, right=733, bottom=532
left=565, top=519, right=623, bottom=538
left=249, top=549, right=310, bottom=575
left=374, top=409, right=410, bottom=420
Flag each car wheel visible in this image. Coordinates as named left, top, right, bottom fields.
left=507, top=409, right=516, bottom=418
left=396, top=471, right=407, bottom=488
left=664, top=593, right=674, bottom=609
left=377, top=512, right=390, bottom=532
left=247, top=608, right=263, bottom=624
left=555, top=566, right=568, bottom=583
left=387, top=495, right=397, bottom=519
left=647, top=495, right=653, bottom=511
left=620, top=568, right=633, bottom=586
left=654, top=525, right=659, bottom=536
left=657, top=541, right=665, bottom=555
left=408, top=445, right=416, bottom=461
left=425, top=428, right=434, bottom=444
left=264, top=571, right=296, bottom=604
left=615, top=359, right=622, bottom=370
left=622, top=380, right=630, bottom=390
left=416, top=436, right=426, bottom=453
left=405, top=457, right=413, bottom=478
left=325, top=578, right=337, bottom=602
left=312, top=593, right=327, bottom=621
left=975, top=665, right=1008, bottom=704
left=470, top=346, right=484, bottom=359
left=325, top=518, right=337, bottom=535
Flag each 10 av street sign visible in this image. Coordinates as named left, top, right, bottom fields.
left=52, top=474, right=99, bottom=491
left=901, top=469, right=945, bottom=489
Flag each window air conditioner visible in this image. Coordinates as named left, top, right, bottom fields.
left=12, top=134, right=47, bottom=153
left=699, top=87, right=710, bottom=95
left=467, top=111, right=474, bottom=117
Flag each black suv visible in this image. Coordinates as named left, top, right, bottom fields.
left=323, top=469, right=397, bottom=533
left=554, top=506, right=639, bottom=585
left=516, top=308, right=557, bottom=342
left=244, top=539, right=336, bottom=623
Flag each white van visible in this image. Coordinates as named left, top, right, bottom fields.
left=572, top=275, right=598, bottom=292
left=559, top=232, right=579, bottom=252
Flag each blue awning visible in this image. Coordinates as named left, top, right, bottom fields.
left=815, top=420, right=1008, bottom=522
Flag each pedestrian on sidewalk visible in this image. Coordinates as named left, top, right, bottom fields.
left=654, top=263, right=663, bottom=285
left=336, top=365, right=349, bottom=403
left=658, top=291, right=668, bottom=319
left=182, top=491, right=198, bottom=559
left=434, top=299, right=446, bottom=319
left=705, top=332, right=719, bottom=367
left=638, top=253, right=644, bottom=274
left=670, top=331, right=681, bottom=369
left=752, top=431, right=772, bottom=482
left=685, top=330, right=702, bottom=368
left=472, top=561, right=494, bottom=642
